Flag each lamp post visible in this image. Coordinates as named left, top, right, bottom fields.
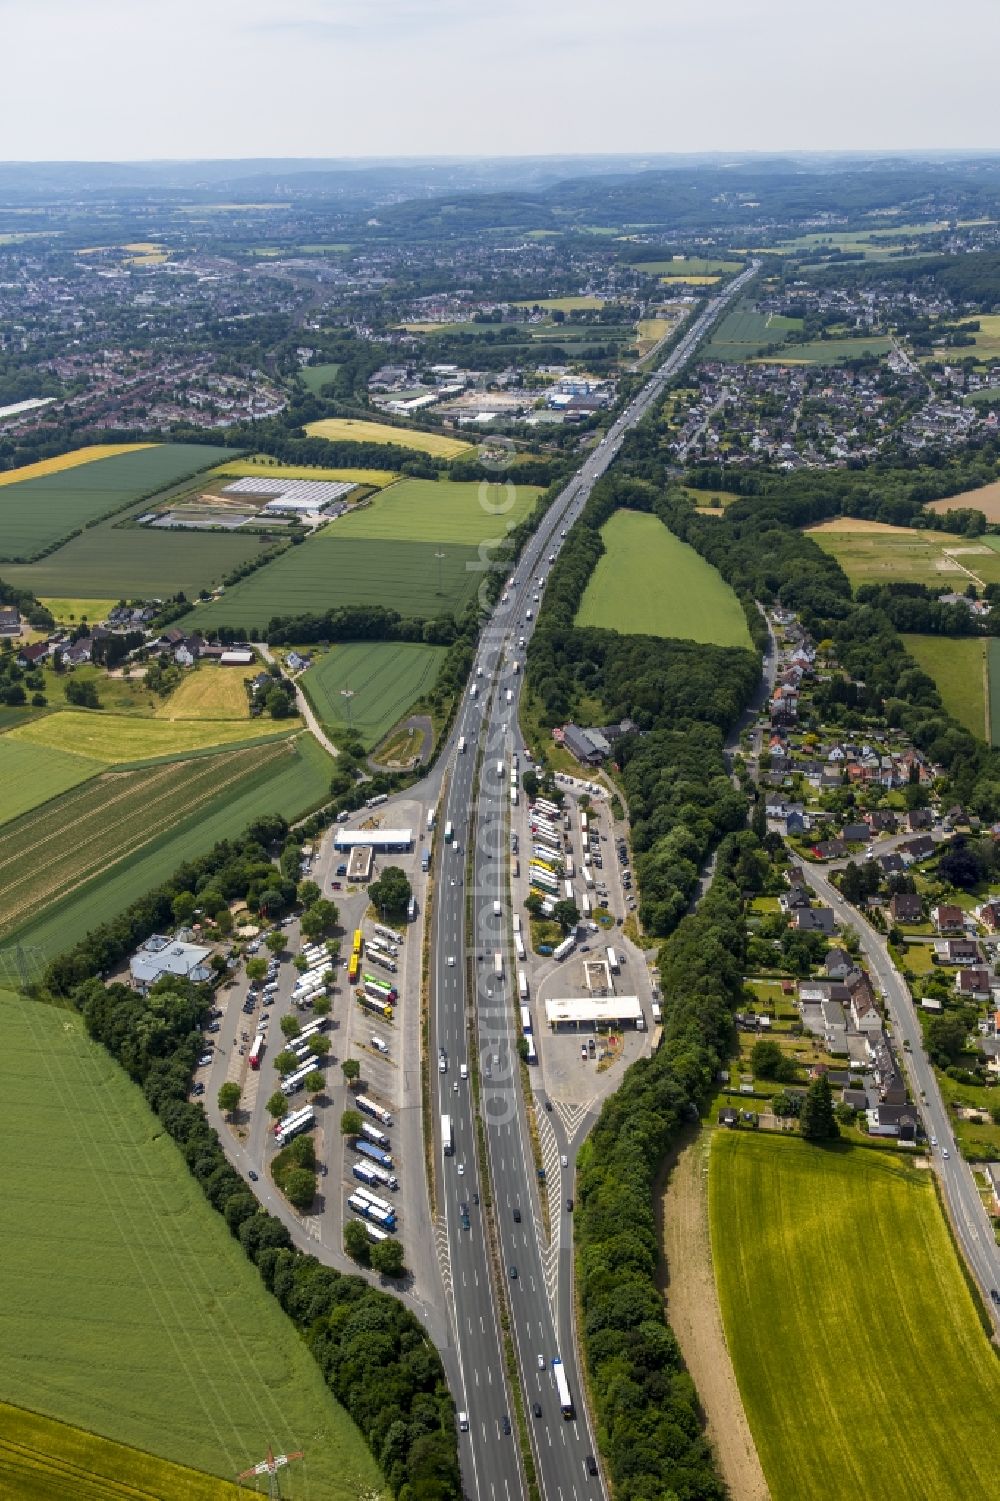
left=434, top=550, right=446, bottom=596
left=340, top=687, right=354, bottom=731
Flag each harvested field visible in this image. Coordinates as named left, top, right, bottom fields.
left=0, top=994, right=379, bottom=1498
left=7, top=710, right=295, bottom=764
left=154, top=666, right=254, bottom=721
left=808, top=520, right=1000, bottom=588
left=304, top=416, right=470, bottom=458
left=925, top=479, right=1000, bottom=522
left=0, top=735, right=333, bottom=957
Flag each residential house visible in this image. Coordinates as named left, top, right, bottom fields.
left=867, top=810, right=899, bottom=835
left=907, top=808, right=934, bottom=832
left=0, top=605, right=21, bottom=635
left=824, top=947, right=853, bottom=980
left=812, top=839, right=847, bottom=861
left=17, top=641, right=48, bottom=666
left=779, top=884, right=811, bottom=913
left=866, top=1103, right=919, bottom=1140
left=932, top=904, right=966, bottom=934
left=878, top=853, right=905, bottom=877
left=842, top=822, right=869, bottom=844
left=976, top=900, right=1000, bottom=933
left=899, top=835, right=935, bottom=864
left=889, top=892, right=924, bottom=924
left=793, top=906, right=837, bottom=935
left=955, top=969, right=992, bottom=1001
left=850, top=985, right=882, bottom=1034
left=934, top=938, right=981, bottom=966
left=867, top=1034, right=907, bottom=1104
left=821, top=999, right=849, bottom=1055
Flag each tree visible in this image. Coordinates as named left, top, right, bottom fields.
left=304, top=1069, right=325, bottom=1097
left=245, top=957, right=267, bottom=982
left=369, top=866, right=412, bottom=918
left=265, top=1090, right=288, bottom=1120
left=217, top=1081, right=241, bottom=1118
left=926, top=1013, right=969, bottom=1065
left=171, top=890, right=196, bottom=926
left=371, top=1238, right=406, bottom=1277
left=281, top=1167, right=316, bottom=1210
left=342, top=1058, right=361, bottom=1088
left=799, top=1075, right=839, bottom=1141
left=312, top=994, right=332, bottom=1018
left=297, top=879, right=321, bottom=907
left=264, top=931, right=285, bottom=956
left=552, top=899, right=579, bottom=931
left=65, top=677, right=100, bottom=708
left=525, top=891, right=543, bottom=917
left=301, top=899, right=338, bottom=940
left=274, top=1050, right=299, bottom=1077
left=308, top=1034, right=331, bottom=1058
left=341, top=1109, right=363, bottom=1136
left=750, top=1039, right=795, bottom=1082
left=279, top=1013, right=301, bottom=1039
left=344, top=1219, right=371, bottom=1264
left=522, top=769, right=539, bottom=800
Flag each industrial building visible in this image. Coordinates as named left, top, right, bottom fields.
left=544, top=996, right=644, bottom=1030
left=334, top=829, right=414, bottom=852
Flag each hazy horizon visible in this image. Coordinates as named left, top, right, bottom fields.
left=2, top=0, right=998, bottom=162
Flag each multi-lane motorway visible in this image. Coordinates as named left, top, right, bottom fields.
left=429, top=263, right=759, bottom=1498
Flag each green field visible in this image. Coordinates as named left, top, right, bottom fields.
left=8, top=709, right=295, bottom=764
left=300, top=361, right=341, bottom=393
left=3, top=522, right=267, bottom=599
left=0, top=740, right=101, bottom=826
left=0, top=994, right=379, bottom=1499
left=711, top=1133, right=1000, bottom=1501
left=989, top=638, right=1000, bottom=746
left=756, top=334, right=893, bottom=364
left=901, top=634, right=987, bottom=739
left=0, top=1400, right=242, bottom=1501
left=301, top=641, right=445, bottom=748
left=0, top=741, right=298, bottom=941
left=634, top=257, right=742, bottom=276
left=0, top=735, right=333, bottom=962
left=703, top=303, right=794, bottom=361
left=185, top=535, right=483, bottom=632
left=809, top=521, right=1000, bottom=588
left=0, top=444, right=235, bottom=560
left=576, top=509, right=752, bottom=648
left=933, top=312, right=1000, bottom=363
left=326, top=476, right=541, bottom=546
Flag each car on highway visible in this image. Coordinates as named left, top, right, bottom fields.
left=560, top=1154, right=568, bottom=1168
left=990, top=1288, right=1000, bottom=1306
left=513, top=1207, right=522, bottom=1223
left=502, top=1415, right=511, bottom=1435
left=532, top=1401, right=542, bottom=1418
left=930, top=1135, right=938, bottom=1147
left=566, top=1197, right=574, bottom=1212
left=459, top=1203, right=470, bottom=1230
left=586, top=1456, right=598, bottom=1477
left=457, top=1162, right=465, bottom=1175
left=248, top=1169, right=258, bottom=1182
left=447, top=955, right=455, bottom=966
left=942, top=1148, right=950, bottom=1158
left=509, top=1265, right=517, bottom=1280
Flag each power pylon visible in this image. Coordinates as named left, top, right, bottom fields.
left=237, top=1445, right=304, bottom=1499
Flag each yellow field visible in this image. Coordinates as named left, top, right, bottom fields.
left=0, top=444, right=155, bottom=487
left=660, top=274, right=720, bottom=285
left=636, top=318, right=670, bottom=356
left=0, top=1401, right=241, bottom=1501
left=515, top=296, right=605, bottom=312
left=206, top=457, right=396, bottom=487
left=931, top=313, right=1000, bottom=362
left=304, top=417, right=470, bottom=458
left=8, top=711, right=296, bottom=764
left=154, top=666, right=254, bottom=721
left=40, top=598, right=117, bottom=624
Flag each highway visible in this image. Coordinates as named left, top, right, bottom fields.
left=429, top=262, right=760, bottom=1498
left=797, top=860, right=1000, bottom=1316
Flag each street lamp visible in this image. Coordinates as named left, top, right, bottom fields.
left=434, top=550, right=446, bottom=596
left=340, top=687, right=354, bottom=731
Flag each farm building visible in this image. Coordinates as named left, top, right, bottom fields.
left=544, top=995, right=644, bottom=1030
left=334, top=829, right=413, bottom=852
left=219, top=648, right=255, bottom=666
left=222, top=477, right=354, bottom=513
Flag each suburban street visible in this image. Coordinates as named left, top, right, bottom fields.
left=797, top=860, right=1000, bottom=1316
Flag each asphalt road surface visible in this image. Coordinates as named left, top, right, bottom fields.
left=430, top=263, right=760, bottom=1498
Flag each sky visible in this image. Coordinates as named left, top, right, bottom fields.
left=2, top=0, right=999, bottom=161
